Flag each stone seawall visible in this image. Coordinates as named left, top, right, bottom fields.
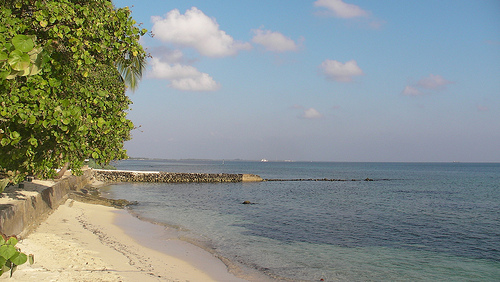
left=94, top=170, right=263, bottom=183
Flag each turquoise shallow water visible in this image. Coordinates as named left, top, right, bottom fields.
left=106, top=160, right=500, bottom=281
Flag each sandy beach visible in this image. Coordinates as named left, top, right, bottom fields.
left=4, top=199, right=249, bottom=281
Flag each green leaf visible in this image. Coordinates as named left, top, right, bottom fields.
left=0, top=138, right=9, bottom=146
left=28, top=46, right=43, bottom=60
left=0, top=70, right=10, bottom=80
left=8, top=50, right=31, bottom=71
left=29, top=63, right=41, bottom=75
left=1, top=264, right=8, bottom=274
left=11, top=35, right=34, bottom=53
left=4, top=43, right=13, bottom=52
left=10, top=252, right=27, bottom=266
left=6, top=237, right=17, bottom=246
left=0, top=245, right=16, bottom=260
left=28, top=137, right=38, bottom=147
left=97, top=117, right=105, bottom=128
left=0, top=51, right=7, bottom=61
left=0, top=179, right=8, bottom=194
left=28, top=254, right=34, bottom=265
left=91, top=152, right=98, bottom=159
left=19, top=66, right=31, bottom=76
left=9, top=131, right=20, bottom=140
left=5, top=70, right=21, bottom=79
left=28, top=116, right=36, bottom=124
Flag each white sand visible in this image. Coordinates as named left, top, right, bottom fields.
left=5, top=199, right=248, bottom=281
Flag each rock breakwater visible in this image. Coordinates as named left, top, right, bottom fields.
left=94, top=170, right=263, bottom=183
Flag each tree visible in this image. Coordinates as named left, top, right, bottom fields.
left=0, top=0, right=147, bottom=183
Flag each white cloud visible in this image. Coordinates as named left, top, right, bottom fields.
left=149, top=58, right=220, bottom=91
left=150, top=47, right=186, bottom=64
left=402, top=74, right=453, bottom=96
left=401, top=86, right=423, bottom=96
left=252, top=28, right=299, bottom=52
left=151, top=7, right=251, bottom=57
left=170, top=73, right=220, bottom=91
left=417, top=74, right=453, bottom=90
left=302, top=108, right=323, bottom=119
left=314, top=0, right=368, bottom=18
left=320, top=59, right=363, bottom=82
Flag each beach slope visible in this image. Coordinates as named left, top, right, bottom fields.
left=5, top=199, right=246, bottom=281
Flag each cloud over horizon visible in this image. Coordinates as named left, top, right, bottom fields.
left=402, top=74, right=453, bottom=96
left=251, top=28, right=300, bottom=52
left=417, top=74, right=453, bottom=90
left=151, top=7, right=252, bottom=57
left=302, top=108, right=323, bottom=119
left=320, top=59, right=363, bottom=82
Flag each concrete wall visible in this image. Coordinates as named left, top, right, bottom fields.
left=0, top=170, right=92, bottom=237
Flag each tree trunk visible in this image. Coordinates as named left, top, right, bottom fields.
left=55, top=162, right=70, bottom=179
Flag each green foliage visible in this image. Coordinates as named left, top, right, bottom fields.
left=0, top=178, right=8, bottom=194
left=0, top=234, right=34, bottom=277
left=85, top=158, right=116, bottom=170
left=0, top=34, right=44, bottom=79
left=0, top=0, right=147, bottom=182
left=0, top=169, right=25, bottom=193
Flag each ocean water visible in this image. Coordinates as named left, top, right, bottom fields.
left=105, top=160, right=500, bottom=281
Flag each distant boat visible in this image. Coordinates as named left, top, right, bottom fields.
left=261, top=159, right=268, bottom=162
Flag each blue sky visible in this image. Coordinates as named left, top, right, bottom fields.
left=113, top=0, right=500, bottom=162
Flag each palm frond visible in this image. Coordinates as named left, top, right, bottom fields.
left=116, top=52, right=146, bottom=91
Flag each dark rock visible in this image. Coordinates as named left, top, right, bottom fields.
left=69, top=191, right=136, bottom=209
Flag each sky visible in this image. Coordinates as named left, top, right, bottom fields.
left=112, top=0, right=500, bottom=162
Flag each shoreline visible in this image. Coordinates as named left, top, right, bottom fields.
left=112, top=204, right=275, bottom=282
left=113, top=204, right=274, bottom=282
left=6, top=199, right=250, bottom=281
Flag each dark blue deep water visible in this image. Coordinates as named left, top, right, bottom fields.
left=105, top=160, right=500, bottom=281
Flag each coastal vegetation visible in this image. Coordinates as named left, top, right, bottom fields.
left=0, top=234, right=33, bottom=277
left=84, top=158, right=116, bottom=170
left=0, top=0, right=147, bottom=185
